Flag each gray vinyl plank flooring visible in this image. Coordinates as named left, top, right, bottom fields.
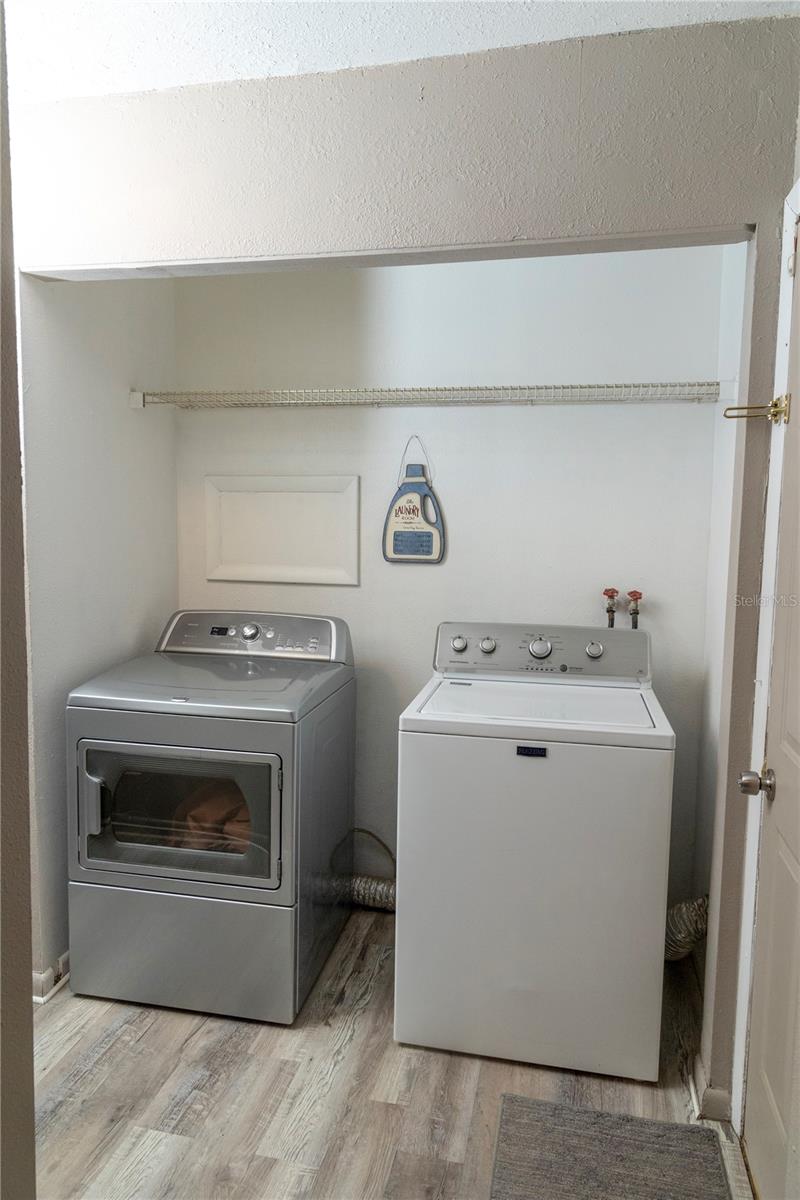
left=33, top=912, right=751, bottom=1200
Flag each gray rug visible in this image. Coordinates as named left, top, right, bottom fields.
left=490, top=1095, right=731, bottom=1200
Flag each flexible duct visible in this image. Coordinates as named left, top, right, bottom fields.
left=331, top=831, right=709, bottom=945
left=317, top=827, right=397, bottom=912
left=665, top=895, right=708, bottom=960
left=355, top=885, right=710, bottom=940
left=350, top=874, right=396, bottom=911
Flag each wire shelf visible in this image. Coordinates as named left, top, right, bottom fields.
left=136, top=381, right=720, bottom=410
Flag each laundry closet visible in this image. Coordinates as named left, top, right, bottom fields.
left=18, top=242, right=748, bottom=992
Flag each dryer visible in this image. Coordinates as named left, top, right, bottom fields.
left=395, top=622, right=674, bottom=1081
left=67, top=610, right=355, bottom=1024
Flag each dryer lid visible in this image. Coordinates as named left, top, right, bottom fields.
left=68, top=653, right=353, bottom=722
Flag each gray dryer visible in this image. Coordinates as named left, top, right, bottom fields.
left=66, top=610, right=355, bottom=1023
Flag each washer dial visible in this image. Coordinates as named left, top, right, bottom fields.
left=479, top=637, right=497, bottom=654
left=585, top=641, right=604, bottom=659
left=451, top=635, right=468, bottom=653
left=241, top=623, right=260, bottom=641
left=529, top=637, right=552, bottom=659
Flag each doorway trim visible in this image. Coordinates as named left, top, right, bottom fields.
left=16, top=220, right=767, bottom=1123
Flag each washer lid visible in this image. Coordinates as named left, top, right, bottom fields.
left=401, top=678, right=674, bottom=749
left=67, top=653, right=354, bottom=721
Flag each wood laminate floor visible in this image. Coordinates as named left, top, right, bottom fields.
left=34, top=912, right=750, bottom=1200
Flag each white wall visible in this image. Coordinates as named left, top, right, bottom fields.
left=175, top=246, right=727, bottom=899
left=175, top=252, right=723, bottom=389
left=9, top=20, right=798, bottom=276
left=20, top=277, right=178, bottom=978
left=7, top=1, right=798, bottom=104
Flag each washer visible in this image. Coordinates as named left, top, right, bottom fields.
left=395, top=622, right=675, bottom=1081
left=67, top=610, right=355, bottom=1024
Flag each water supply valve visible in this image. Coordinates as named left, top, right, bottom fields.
left=627, top=590, right=643, bottom=629
left=603, top=588, right=619, bottom=629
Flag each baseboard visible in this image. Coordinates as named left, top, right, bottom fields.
left=692, top=1053, right=732, bottom=1121
left=701, top=1087, right=732, bottom=1121
left=33, top=952, right=70, bottom=1005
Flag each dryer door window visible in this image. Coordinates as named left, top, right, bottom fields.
left=77, top=741, right=282, bottom=888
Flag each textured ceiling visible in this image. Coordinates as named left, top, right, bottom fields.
left=6, top=1, right=800, bottom=104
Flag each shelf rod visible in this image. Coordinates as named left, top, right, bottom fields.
left=136, top=381, right=720, bottom=410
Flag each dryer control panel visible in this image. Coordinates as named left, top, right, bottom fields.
left=157, top=611, right=353, bottom=664
left=434, top=623, right=651, bottom=683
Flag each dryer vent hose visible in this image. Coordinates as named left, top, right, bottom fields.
left=352, top=886, right=710, bottom=931
left=350, top=874, right=396, bottom=911
left=348, top=828, right=396, bottom=910
left=664, top=895, right=708, bottom=960
left=350, top=888, right=709, bottom=932
left=325, top=827, right=397, bottom=912
left=334, top=833, right=709, bottom=939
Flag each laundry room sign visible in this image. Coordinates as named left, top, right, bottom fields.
left=383, top=436, right=446, bottom=563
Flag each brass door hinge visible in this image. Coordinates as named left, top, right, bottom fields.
left=723, top=394, right=791, bottom=425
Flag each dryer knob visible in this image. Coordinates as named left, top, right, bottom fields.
left=529, top=638, right=552, bottom=659
left=451, top=635, right=468, bottom=653
left=241, top=623, right=260, bottom=641
left=586, top=641, right=604, bottom=659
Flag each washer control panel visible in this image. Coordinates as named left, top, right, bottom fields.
left=157, top=611, right=352, bottom=663
left=435, top=623, right=651, bottom=682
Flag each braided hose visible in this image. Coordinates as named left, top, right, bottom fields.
left=665, top=895, right=708, bottom=960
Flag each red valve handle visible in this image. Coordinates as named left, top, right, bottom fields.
left=603, top=587, right=619, bottom=599
left=627, top=590, right=643, bottom=602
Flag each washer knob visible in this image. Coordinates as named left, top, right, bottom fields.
left=529, top=637, right=552, bottom=659
left=241, top=623, right=260, bottom=641
left=479, top=637, right=497, bottom=654
left=451, top=635, right=468, bottom=653
left=586, top=640, right=604, bottom=659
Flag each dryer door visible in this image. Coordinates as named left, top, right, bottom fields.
left=77, top=740, right=282, bottom=889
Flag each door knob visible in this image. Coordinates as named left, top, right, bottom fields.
left=738, top=767, right=776, bottom=802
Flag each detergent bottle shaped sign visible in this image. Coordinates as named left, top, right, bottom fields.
left=383, top=455, right=445, bottom=564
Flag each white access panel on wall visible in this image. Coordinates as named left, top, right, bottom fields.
left=204, top=474, right=360, bottom=585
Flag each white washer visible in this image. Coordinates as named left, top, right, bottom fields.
left=395, top=622, right=675, bottom=1081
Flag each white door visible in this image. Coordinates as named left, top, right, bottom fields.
left=741, top=199, right=800, bottom=1198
